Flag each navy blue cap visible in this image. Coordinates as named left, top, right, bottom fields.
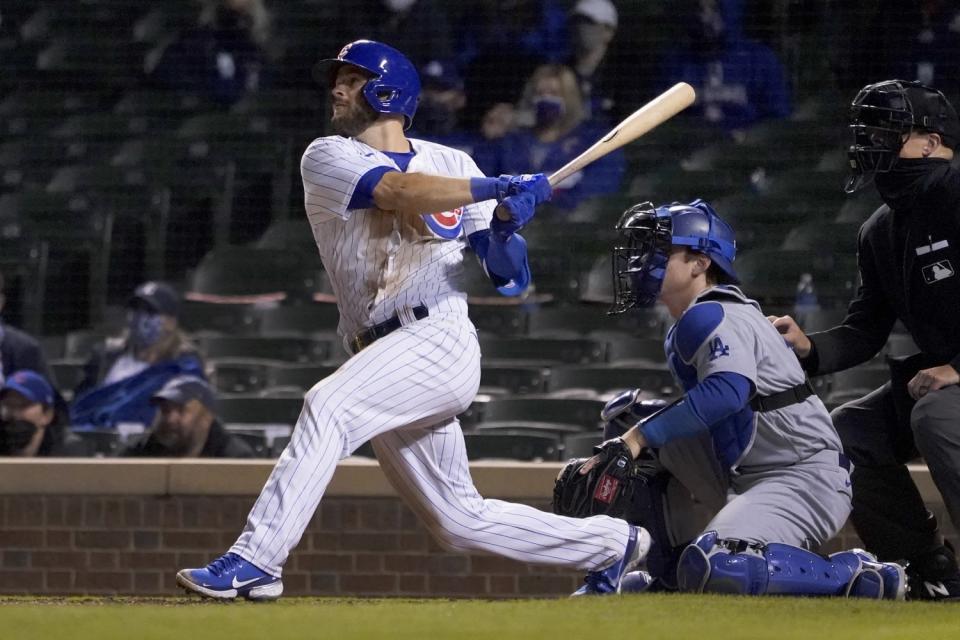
left=0, top=370, right=55, bottom=407
left=151, top=376, right=217, bottom=412
left=129, top=281, right=180, bottom=317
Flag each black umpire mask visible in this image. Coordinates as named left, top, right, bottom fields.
left=0, top=419, right=38, bottom=455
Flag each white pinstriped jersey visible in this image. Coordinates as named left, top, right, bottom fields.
left=301, top=135, right=495, bottom=340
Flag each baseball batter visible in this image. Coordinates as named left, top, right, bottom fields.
left=555, top=199, right=907, bottom=598
left=176, top=40, right=643, bottom=600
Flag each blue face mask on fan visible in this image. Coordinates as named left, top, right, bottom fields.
left=533, top=96, right=565, bottom=128
left=129, top=311, right=166, bottom=351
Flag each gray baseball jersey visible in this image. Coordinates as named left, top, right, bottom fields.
left=660, top=286, right=851, bottom=548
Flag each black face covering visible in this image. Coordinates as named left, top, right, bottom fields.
left=0, top=419, right=38, bottom=455
left=873, top=157, right=952, bottom=211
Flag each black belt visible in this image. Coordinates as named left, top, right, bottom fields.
left=350, top=305, right=429, bottom=354
left=749, top=379, right=817, bottom=412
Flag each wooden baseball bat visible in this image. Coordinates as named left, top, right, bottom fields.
left=548, top=82, right=696, bottom=187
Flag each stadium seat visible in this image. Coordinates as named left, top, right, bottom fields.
left=265, top=364, right=340, bottom=394
left=178, top=300, right=260, bottom=335
left=563, top=431, right=603, bottom=458
left=208, top=359, right=274, bottom=394
left=463, top=432, right=561, bottom=461
left=255, top=218, right=322, bottom=257
left=187, top=246, right=327, bottom=303
left=475, top=397, right=606, bottom=434
left=0, top=189, right=113, bottom=328
left=0, top=236, right=48, bottom=334
left=49, top=359, right=86, bottom=398
left=254, top=304, right=341, bottom=336
left=468, top=305, right=529, bottom=337
left=605, top=337, right=667, bottom=365
left=197, top=335, right=331, bottom=363
left=70, top=428, right=122, bottom=457
left=217, top=396, right=304, bottom=427
left=478, top=365, right=549, bottom=396
left=479, top=337, right=607, bottom=366
left=732, top=249, right=858, bottom=308
left=547, top=366, right=678, bottom=398
left=780, top=220, right=862, bottom=253
left=226, top=429, right=271, bottom=457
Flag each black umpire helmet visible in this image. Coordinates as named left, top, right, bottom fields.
left=846, top=79, right=960, bottom=193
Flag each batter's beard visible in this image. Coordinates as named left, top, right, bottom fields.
left=331, top=99, right=379, bottom=137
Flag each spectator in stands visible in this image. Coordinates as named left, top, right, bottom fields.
left=659, top=0, right=791, bottom=133
left=70, top=281, right=204, bottom=430
left=458, top=0, right=570, bottom=132
left=568, top=0, right=618, bottom=121
left=0, top=271, right=52, bottom=383
left=150, top=0, right=274, bottom=106
left=0, top=370, right=80, bottom=457
left=771, top=80, right=960, bottom=600
left=122, top=375, right=254, bottom=458
left=408, top=60, right=478, bottom=156
left=338, top=0, right=453, bottom=68
left=481, top=64, right=624, bottom=210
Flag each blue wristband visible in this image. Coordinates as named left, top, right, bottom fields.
left=470, top=177, right=500, bottom=202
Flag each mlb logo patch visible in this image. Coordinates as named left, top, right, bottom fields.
left=922, top=260, right=955, bottom=284
left=593, top=475, right=620, bottom=504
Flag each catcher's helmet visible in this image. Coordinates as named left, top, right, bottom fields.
left=846, top=79, right=960, bottom=193
left=611, top=199, right=738, bottom=314
left=317, top=40, right=421, bottom=130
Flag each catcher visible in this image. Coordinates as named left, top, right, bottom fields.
left=555, top=199, right=908, bottom=598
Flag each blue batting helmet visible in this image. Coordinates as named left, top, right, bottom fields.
left=611, top=199, right=738, bottom=313
left=317, top=40, right=421, bottom=130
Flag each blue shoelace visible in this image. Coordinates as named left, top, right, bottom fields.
left=206, top=553, right=243, bottom=577
left=582, top=571, right=614, bottom=593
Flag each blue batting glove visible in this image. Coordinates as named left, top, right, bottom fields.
left=491, top=191, right=536, bottom=240
left=469, top=173, right=552, bottom=205
left=499, top=173, right=551, bottom=205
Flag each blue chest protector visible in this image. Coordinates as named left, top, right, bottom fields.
left=665, top=301, right=755, bottom=469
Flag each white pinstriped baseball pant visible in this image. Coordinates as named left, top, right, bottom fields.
left=230, top=308, right=632, bottom=577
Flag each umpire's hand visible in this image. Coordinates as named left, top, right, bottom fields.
left=768, top=315, right=812, bottom=358
left=908, top=365, right=960, bottom=400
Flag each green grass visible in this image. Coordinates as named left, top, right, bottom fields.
left=0, top=595, right=953, bottom=640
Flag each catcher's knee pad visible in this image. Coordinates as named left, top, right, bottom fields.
left=676, top=532, right=904, bottom=599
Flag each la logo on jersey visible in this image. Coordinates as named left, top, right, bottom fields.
left=422, top=208, right=463, bottom=239
left=708, top=336, right=730, bottom=361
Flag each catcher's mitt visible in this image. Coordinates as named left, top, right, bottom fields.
left=552, top=438, right=665, bottom=520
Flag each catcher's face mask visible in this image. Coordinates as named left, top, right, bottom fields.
left=610, top=202, right=672, bottom=314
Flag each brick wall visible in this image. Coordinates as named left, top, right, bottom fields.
left=0, top=495, right=587, bottom=596
left=0, top=460, right=953, bottom=597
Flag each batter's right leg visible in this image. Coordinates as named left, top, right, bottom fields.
left=370, top=419, right=649, bottom=594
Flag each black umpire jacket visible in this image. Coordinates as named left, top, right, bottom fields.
left=802, top=158, right=960, bottom=376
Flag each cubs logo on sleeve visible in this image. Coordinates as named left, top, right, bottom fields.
left=422, top=208, right=463, bottom=239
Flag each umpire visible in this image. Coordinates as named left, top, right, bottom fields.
left=773, top=80, right=960, bottom=600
